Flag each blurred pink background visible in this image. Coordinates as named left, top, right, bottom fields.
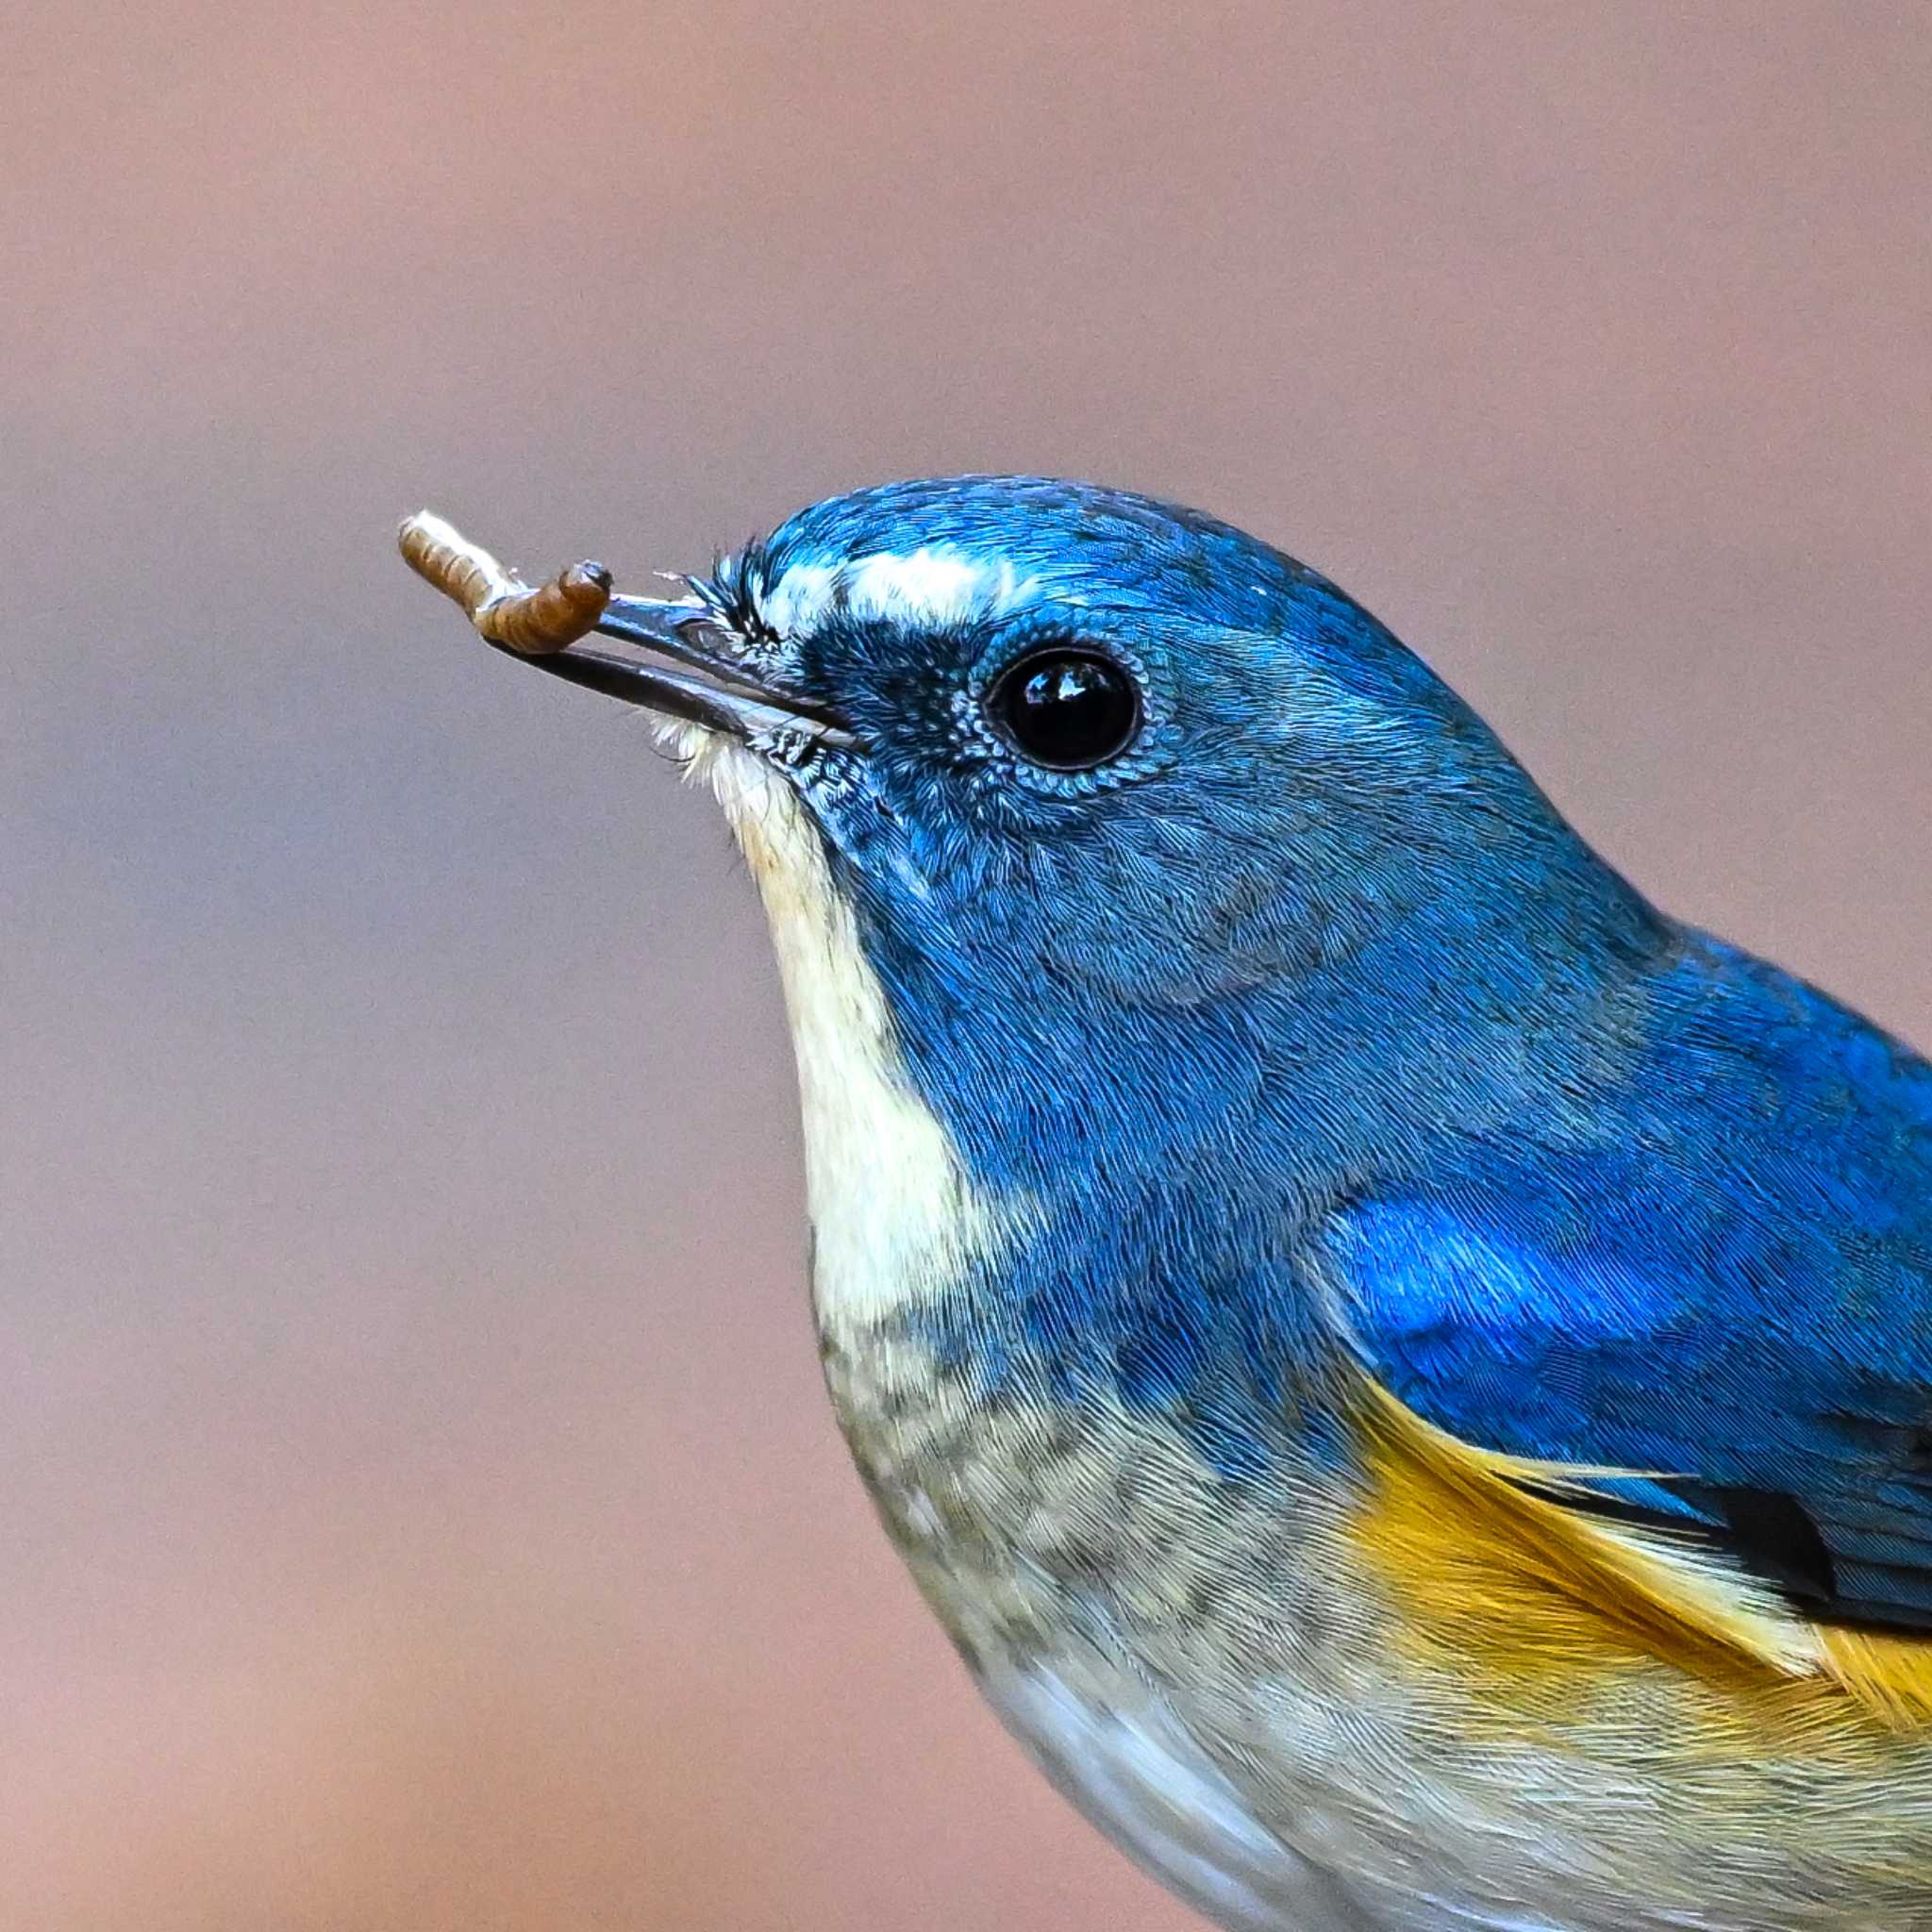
left=3, top=5, right=1927, bottom=1926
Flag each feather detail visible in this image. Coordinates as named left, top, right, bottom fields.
left=1350, top=1375, right=1825, bottom=1685
left=1819, top=1626, right=1932, bottom=1730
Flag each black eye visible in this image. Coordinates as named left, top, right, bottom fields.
left=989, top=648, right=1141, bottom=771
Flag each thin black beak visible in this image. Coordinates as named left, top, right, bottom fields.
left=396, top=512, right=854, bottom=750
left=502, top=595, right=855, bottom=749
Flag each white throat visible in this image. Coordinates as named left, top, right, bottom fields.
left=678, top=734, right=1006, bottom=1337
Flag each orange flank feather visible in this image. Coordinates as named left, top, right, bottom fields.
left=1820, top=1627, right=1932, bottom=1729
left=1347, top=1374, right=1932, bottom=1732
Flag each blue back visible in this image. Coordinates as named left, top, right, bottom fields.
left=1326, top=931, right=1932, bottom=1621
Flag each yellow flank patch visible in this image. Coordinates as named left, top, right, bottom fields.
left=1821, top=1626, right=1932, bottom=1730
left=1352, top=1377, right=1932, bottom=1735
left=1349, top=1377, right=1824, bottom=1692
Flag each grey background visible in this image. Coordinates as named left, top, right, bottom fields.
left=4, top=4, right=1927, bottom=1925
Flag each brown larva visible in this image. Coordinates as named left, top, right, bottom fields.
left=397, top=510, right=611, bottom=655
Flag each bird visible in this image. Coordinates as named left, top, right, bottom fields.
left=407, top=476, right=1932, bottom=1931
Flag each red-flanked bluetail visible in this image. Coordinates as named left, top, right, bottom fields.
left=406, top=478, right=1932, bottom=1932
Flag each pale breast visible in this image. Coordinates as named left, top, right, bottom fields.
left=980, top=1655, right=1390, bottom=1932
left=820, top=1324, right=1599, bottom=1932
left=820, top=1333, right=1932, bottom=1932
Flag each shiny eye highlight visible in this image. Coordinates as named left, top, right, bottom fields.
left=988, top=647, right=1142, bottom=771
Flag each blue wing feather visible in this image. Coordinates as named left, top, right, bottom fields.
left=1322, top=929, right=1932, bottom=1627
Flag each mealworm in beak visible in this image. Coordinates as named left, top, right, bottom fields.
left=398, top=510, right=612, bottom=654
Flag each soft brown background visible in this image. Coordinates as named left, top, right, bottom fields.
left=4, top=5, right=1928, bottom=1927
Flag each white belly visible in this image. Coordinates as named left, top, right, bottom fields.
left=983, top=1658, right=1380, bottom=1931
left=981, top=1657, right=1580, bottom=1932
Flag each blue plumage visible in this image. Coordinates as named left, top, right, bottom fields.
left=1329, top=928, right=1932, bottom=1623
left=708, top=476, right=1932, bottom=1633
left=441, top=472, right=1932, bottom=1927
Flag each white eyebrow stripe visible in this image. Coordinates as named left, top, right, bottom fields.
left=758, top=548, right=1040, bottom=637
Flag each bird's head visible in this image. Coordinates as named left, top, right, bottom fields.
left=491, top=476, right=1657, bottom=1227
